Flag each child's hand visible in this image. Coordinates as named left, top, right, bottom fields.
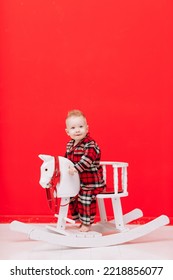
left=68, top=166, right=77, bottom=175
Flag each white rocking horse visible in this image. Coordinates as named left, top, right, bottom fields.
left=10, top=155, right=170, bottom=248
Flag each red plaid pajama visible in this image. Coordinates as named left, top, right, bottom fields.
left=69, top=187, right=105, bottom=225
left=65, top=133, right=106, bottom=225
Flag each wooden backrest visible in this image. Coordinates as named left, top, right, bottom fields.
left=100, top=161, right=128, bottom=195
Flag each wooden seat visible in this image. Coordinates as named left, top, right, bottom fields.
left=97, top=161, right=129, bottom=231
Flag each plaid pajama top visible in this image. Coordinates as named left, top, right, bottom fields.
left=65, top=134, right=106, bottom=190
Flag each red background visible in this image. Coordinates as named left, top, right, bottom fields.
left=0, top=0, right=173, bottom=223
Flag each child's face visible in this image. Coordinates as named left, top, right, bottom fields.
left=65, top=115, right=88, bottom=144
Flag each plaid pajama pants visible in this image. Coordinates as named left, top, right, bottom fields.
left=69, top=187, right=105, bottom=225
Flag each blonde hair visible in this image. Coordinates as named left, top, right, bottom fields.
left=66, top=109, right=86, bottom=120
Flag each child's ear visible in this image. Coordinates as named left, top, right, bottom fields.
left=65, top=128, right=69, bottom=135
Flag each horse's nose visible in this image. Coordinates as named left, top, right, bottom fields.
left=39, top=179, right=48, bottom=188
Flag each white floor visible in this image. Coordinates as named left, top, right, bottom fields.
left=0, top=223, right=173, bottom=260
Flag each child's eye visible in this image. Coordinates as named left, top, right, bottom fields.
left=80, top=125, right=83, bottom=128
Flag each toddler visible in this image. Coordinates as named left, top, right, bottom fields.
left=65, top=109, right=106, bottom=232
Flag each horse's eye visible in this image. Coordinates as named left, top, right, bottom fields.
left=45, top=168, right=48, bottom=171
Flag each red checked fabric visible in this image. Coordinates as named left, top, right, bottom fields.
left=65, top=133, right=106, bottom=225
left=65, top=133, right=106, bottom=190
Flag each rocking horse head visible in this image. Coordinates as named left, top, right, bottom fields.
left=38, top=155, right=80, bottom=198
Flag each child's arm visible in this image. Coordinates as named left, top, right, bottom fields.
left=68, top=166, right=77, bottom=175
left=74, top=141, right=99, bottom=172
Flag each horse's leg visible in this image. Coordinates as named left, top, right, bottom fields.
left=57, top=197, right=71, bottom=230
left=46, top=197, right=72, bottom=236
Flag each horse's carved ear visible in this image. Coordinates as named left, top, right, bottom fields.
left=38, top=154, right=53, bottom=162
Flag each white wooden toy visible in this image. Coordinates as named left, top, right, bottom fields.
left=10, top=155, right=170, bottom=248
